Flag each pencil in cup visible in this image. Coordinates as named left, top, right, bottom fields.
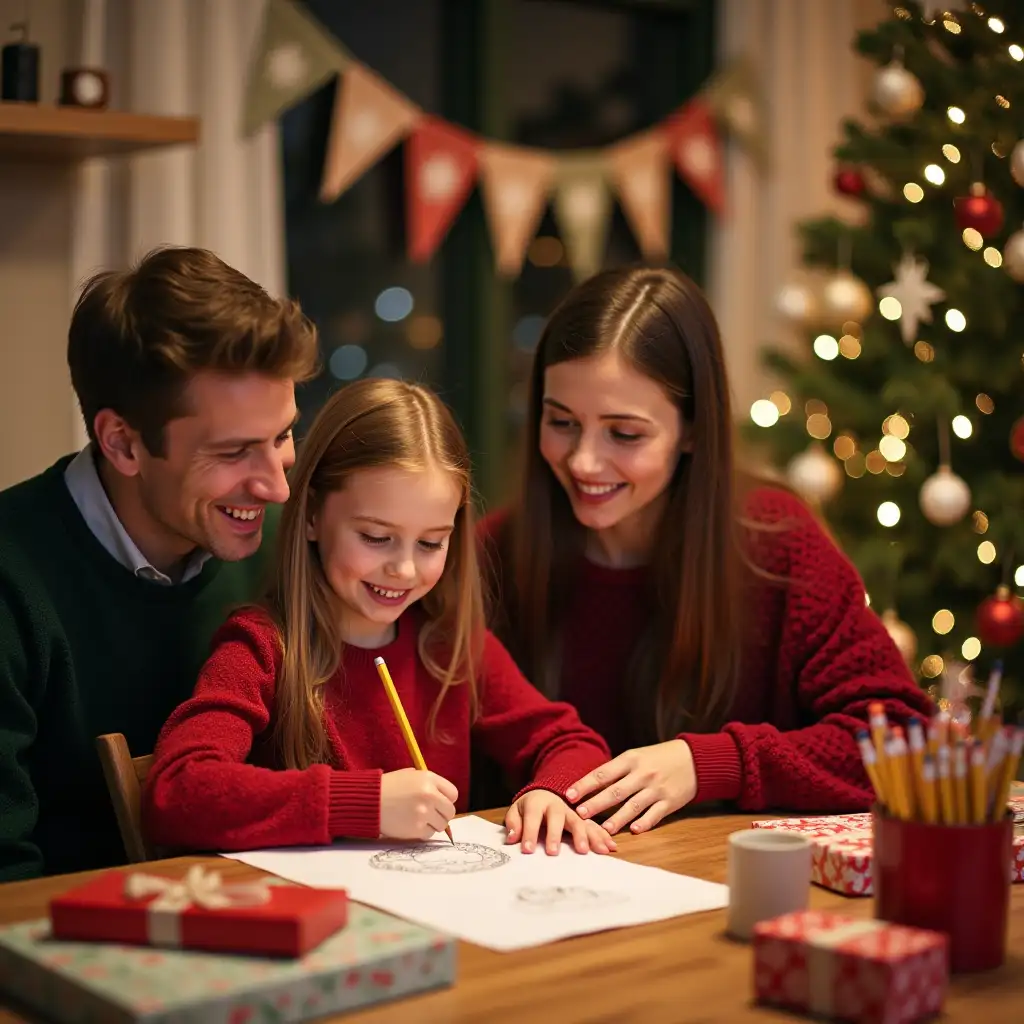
left=373, top=655, right=455, bottom=845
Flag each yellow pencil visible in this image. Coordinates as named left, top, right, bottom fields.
left=887, top=732, right=910, bottom=819
left=937, top=744, right=955, bottom=824
left=953, top=741, right=968, bottom=825
left=993, top=727, right=1024, bottom=823
left=969, top=739, right=987, bottom=825
left=927, top=711, right=948, bottom=759
left=906, top=718, right=927, bottom=818
left=920, top=754, right=938, bottom=824
left=985, top=727, right=1009, bottom=818
left=856, top=730, right=887, bottom=808
left=374, top=655, right=455, bottom=845
left=977, top=660, right=1003, bottom=746
left=869, top=703, right=891, bottom=805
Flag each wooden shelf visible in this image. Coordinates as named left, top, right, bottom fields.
left=0, top=103, right=199, bottom=160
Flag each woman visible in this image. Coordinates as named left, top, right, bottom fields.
left=479, top=265, right=933, bottom=835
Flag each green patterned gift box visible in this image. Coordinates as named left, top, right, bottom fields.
left=0, top=904, right=455, bottom=1024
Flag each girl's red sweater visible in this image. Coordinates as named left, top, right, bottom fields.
left=143, top=610, right=611, bottom=852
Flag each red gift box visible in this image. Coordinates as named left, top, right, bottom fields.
left=50, top=865, right=348, bottom=958
left=754, top=910, right=948, bottom=1024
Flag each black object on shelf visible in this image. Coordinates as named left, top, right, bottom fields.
left=2, top=22, right=40, bottom=103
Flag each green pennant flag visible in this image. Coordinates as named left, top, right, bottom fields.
left=243, top=0, right=353, bottom=137
left=702, top=56, right=769, bottom=170
left=553, top=152, right=611, bottom=283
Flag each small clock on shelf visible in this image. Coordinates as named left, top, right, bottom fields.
left=59, top=67, right=109, bottom=109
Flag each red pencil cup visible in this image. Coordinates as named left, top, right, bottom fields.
left=872, top=805, right=1013, bottom=973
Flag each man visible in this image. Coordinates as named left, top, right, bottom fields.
left=0, top=247, right=319, bottom=881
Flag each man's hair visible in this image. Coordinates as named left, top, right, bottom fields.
left=68, top=246, right=320, bottom=455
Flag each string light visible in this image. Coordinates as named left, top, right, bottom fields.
left=877, top=501, right=901, bottom=527
left=845, top=453, right=866, bottom=478
left=1010, top=44, right=1024, bottom=62
left=1015, top=565, right=1024, bottom=586
left=963, top=228, right=983, bottom=250
left=972, top=511, right=989, bottom=534
left=866, top=451, right=887, bottom=474
left=805, top=399, right=828, bottom=416
left=914, top=341, right=935, bottom=362
left=984, top=247, right=1002, bottom=267
left=879, top=435, right=907, bottom=461
left=996, top=95, right=1011, bottom=109
left=833, top=435, right=856, bottom=460
left=750, top=399, right=779, bottom=427
left=903, top=183, right=924, bottom=203
left=813, top=334, right=839, bottom=360
left=932, top=610, right=954, bottom=635
left=839, top=334, right=862, bottom=358
left=942, top=144, right=961, bottom=163
left=924, top=164, right=945, bottom=185
left=962, top=637, right=981, bottom=660
left=879, top=297, right=902, bottom=320
left=951, top=415, right=973, bottom=439
left=989, top=17, right=1006, bottom=33
left=921, top=655, right=944, bottom=678
left=943, top=15, right=961, bottom=34
left=769, top=390, right=792, bottom=415
left=807, top=413, right=832, bottom=439
left=888, top=414, right=910, bottom=439
left=978, top=541, right=996, bottom=564
left=945, top=309, right=967, bottom=331
left=947, top=106, right=966, bottom=124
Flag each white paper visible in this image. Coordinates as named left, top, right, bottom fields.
left=222, top=815, right=727, bottom=952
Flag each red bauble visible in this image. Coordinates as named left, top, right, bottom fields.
left=954, top=185, right=1004, bottom=237
left=1011, top=416, right=1024, bottom=462
left=976, top=586, right=1024, bottom=648
left=834, top=167, right=866, bottom=197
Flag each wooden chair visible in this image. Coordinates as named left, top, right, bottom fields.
left=95, top=733, right=156, bottom=863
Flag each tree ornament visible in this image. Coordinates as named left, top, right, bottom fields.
left=919, top=465, right=971, bottom=526
left=1002, top=228, right=1024, bottom=282
left=834, top=166, right=865, bottom=197
left=872, top=60, right=924, bottom=120
left=976, top=585, right=1024, bottom=648
left=787, top=445, right=843, bottom=504
left=876, top=252, right=946, bottom=344
left=1010, top=139, right=1024, bottom=188
left=1011, top=416, right=1024, bottom=461
left=821, top=269, right=873, bottom=325
left=954, top=184, right=1004, bottom=237
left=881, top=608, right=917, bottom=665
left=775, top=280, right=819, bottom=327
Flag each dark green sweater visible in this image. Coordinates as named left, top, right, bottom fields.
left=0, top=456, right=276, bottom=881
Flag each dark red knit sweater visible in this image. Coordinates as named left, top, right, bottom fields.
left=143, top=609, right=611, bottom=852
left=479, top=487, right=935, bottom=813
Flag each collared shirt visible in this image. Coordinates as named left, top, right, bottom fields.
left=64, top=446, right=210, bottom=585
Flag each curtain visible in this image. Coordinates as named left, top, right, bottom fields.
left=69, top=0, right=285, bottom=447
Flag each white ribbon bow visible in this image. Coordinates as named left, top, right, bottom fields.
left=124, top=865, right=271, bottom=947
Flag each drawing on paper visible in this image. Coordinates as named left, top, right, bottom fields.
left=513, top=886, right=629, bottom=913
left=369, top=841, right=510, bottom=874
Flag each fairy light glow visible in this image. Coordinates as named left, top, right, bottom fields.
left=945, top=309, right=966, bottom=331
left=952, top=415, right=973, bottom=439
left=877, top=501, right=901, bottom=527
left=947, top=106, right=965, bottom=124
left=978, top=541, right=996, bottom=564
left=942, top=144, right=961, bottom=163
left=904, top=183, right=925, bottom=203
left=962, top=637, right=981, bottom=661
left=879, top=297, right=902, bottom=320
left=985, top=247, right=1003, bottom=267
left=750, top=399, right=779, bottom=427
left=924, top=164, right=945, bottom=185
left=1010, top=44, right=1024, bottom=61
left=879, top=435, right=907, bottom=462
left=932, top=610, right=954, bottom=635
left=963, top=228, right=983, bottom=250
left=769, top=390, right=792, bottom=415
left=989, top=17, right=1006, bottom=34
left=813, top=334, right=839, bottom=360
left=888, top=414, right=910, bottom=439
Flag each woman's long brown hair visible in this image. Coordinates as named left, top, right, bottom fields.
left=505, top=265, right=755, bottom=744
left=265, top=378, right=484, bottom=770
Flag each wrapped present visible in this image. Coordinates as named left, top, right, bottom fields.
left=50, top=866, right=348, bottom=958
left=0, top=904, right=454, bottom=1024
left=753, top=910, right=948, bottom=1024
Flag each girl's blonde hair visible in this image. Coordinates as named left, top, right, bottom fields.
left=266, top=378, right=484, bottom=770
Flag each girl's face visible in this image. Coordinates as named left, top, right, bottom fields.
left=307, top=465, right=460, bottom=648
left=539, top=350, right=686, bottom=536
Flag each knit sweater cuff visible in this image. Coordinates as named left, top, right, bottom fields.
left=680, top=731, right=742, bottom=804
left=512, top=768, right=581, bottom=805
left=326, top=769, right=383, bottom=839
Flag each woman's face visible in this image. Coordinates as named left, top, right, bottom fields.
left=538, top=350, right=686, bottom=534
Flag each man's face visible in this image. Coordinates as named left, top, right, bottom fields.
left=133, top=371, right=298, bottom=564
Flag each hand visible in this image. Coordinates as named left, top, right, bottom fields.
left=504, top=790, right=617, bottom=856
left=379, top=768, right=458, bottom=841
left=566, top=740, right=697, bottom=836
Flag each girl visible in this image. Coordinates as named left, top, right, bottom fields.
left=480, top=265, right=934, bottom=835
left=144, top=379, right=615, bottom=857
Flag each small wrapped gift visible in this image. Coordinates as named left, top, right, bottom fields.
left=753, top=910, right=948, bottom=1024
left=50, top=865, right=347, bottom=958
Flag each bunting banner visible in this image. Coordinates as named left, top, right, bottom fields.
left=406, top=117, right=480, bottom=263
left=319, top=63, right=420, bottom=203
left=243, top=0, right=763, bottom=278
left=243, top=0, right=352, bottom=137
left=478, top=145, right=557, bottom=277
left=554, top=153, right=612, bottom=283
left=606, top=129, right=671, bottom=260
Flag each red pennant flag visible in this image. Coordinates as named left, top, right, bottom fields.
left=405, top=116, right=480, bottom=262
left=665, top=100, right=725, bottom=215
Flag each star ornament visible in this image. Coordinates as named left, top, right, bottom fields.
left=876, top=252, right=946, bottom=344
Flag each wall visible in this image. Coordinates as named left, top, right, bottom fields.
left=0, top=0, right=75, bottom=489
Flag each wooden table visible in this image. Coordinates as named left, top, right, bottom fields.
left=1, top=810, right=1021, bottom=1023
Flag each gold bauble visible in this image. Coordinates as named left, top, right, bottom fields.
left=821, top=270, right=873, bottom=325
left=919, top=466, right=971, bottom=526
left=1003, top=228, right=1024, bottom=283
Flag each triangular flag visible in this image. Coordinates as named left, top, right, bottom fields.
left=478, top=144, right=556, bottom=277
left=320, top=63, right=420, bottom=202
left=553, top=152, right=611, bottom=283
left=702, top=56, right=768, bottom=169
left=405, top=117, right=480, bottom=263
left=243, top=0, right=352, bottom=137
left=666, top=100, right=726, bottom=215
left=606, top=130, right=671, bottom=260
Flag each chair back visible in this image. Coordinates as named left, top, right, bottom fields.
left=96, top=733, right=155, bottom=863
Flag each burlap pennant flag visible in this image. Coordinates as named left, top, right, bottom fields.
left=405, top=116, right=480, bottom=263
left=702, top=56, right=768, bottom=169
left=606, top=130, right=671, bottom=260
left=478, top=144, right=556, bottom=277
left=666, top=99, right=726, bottom=215
left=243, top=0, right=352, bottom=137
left=553, top=152, right=611, bottom=282
left=320, top=63, right=420, bottom=203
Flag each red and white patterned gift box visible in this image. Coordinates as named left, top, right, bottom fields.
left=753, top=910, right=948, bottom=1024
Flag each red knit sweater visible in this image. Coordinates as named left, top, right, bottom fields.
left=479, top=487, right=935, bottom=813
left=143, top=610, right=611, bottom=852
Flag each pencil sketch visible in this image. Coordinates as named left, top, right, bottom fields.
left=513, top=886, right=629, bottom=913
left=369, top=841, right=511, bottom=874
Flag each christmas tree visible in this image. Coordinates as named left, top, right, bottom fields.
left=750, top=1, right=1024, bottom=720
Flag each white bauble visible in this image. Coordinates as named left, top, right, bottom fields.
left=919, top=466, right=971, bottom=526
left=1010, top=139, right=1024, bottom=189
left=821, top=270, right=873, bottom=325
left=787, top=445, right=843, bottom=504
left=881, top=608, right=917, bottom=665
left=873, top=61, right=924, bottom=120
left=775, top=281, right=819, bottom=327
left=1003, top=228, right=1024, bottom=282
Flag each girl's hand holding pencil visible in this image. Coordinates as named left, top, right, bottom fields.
left=380, top=767, right=459, bottom=842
